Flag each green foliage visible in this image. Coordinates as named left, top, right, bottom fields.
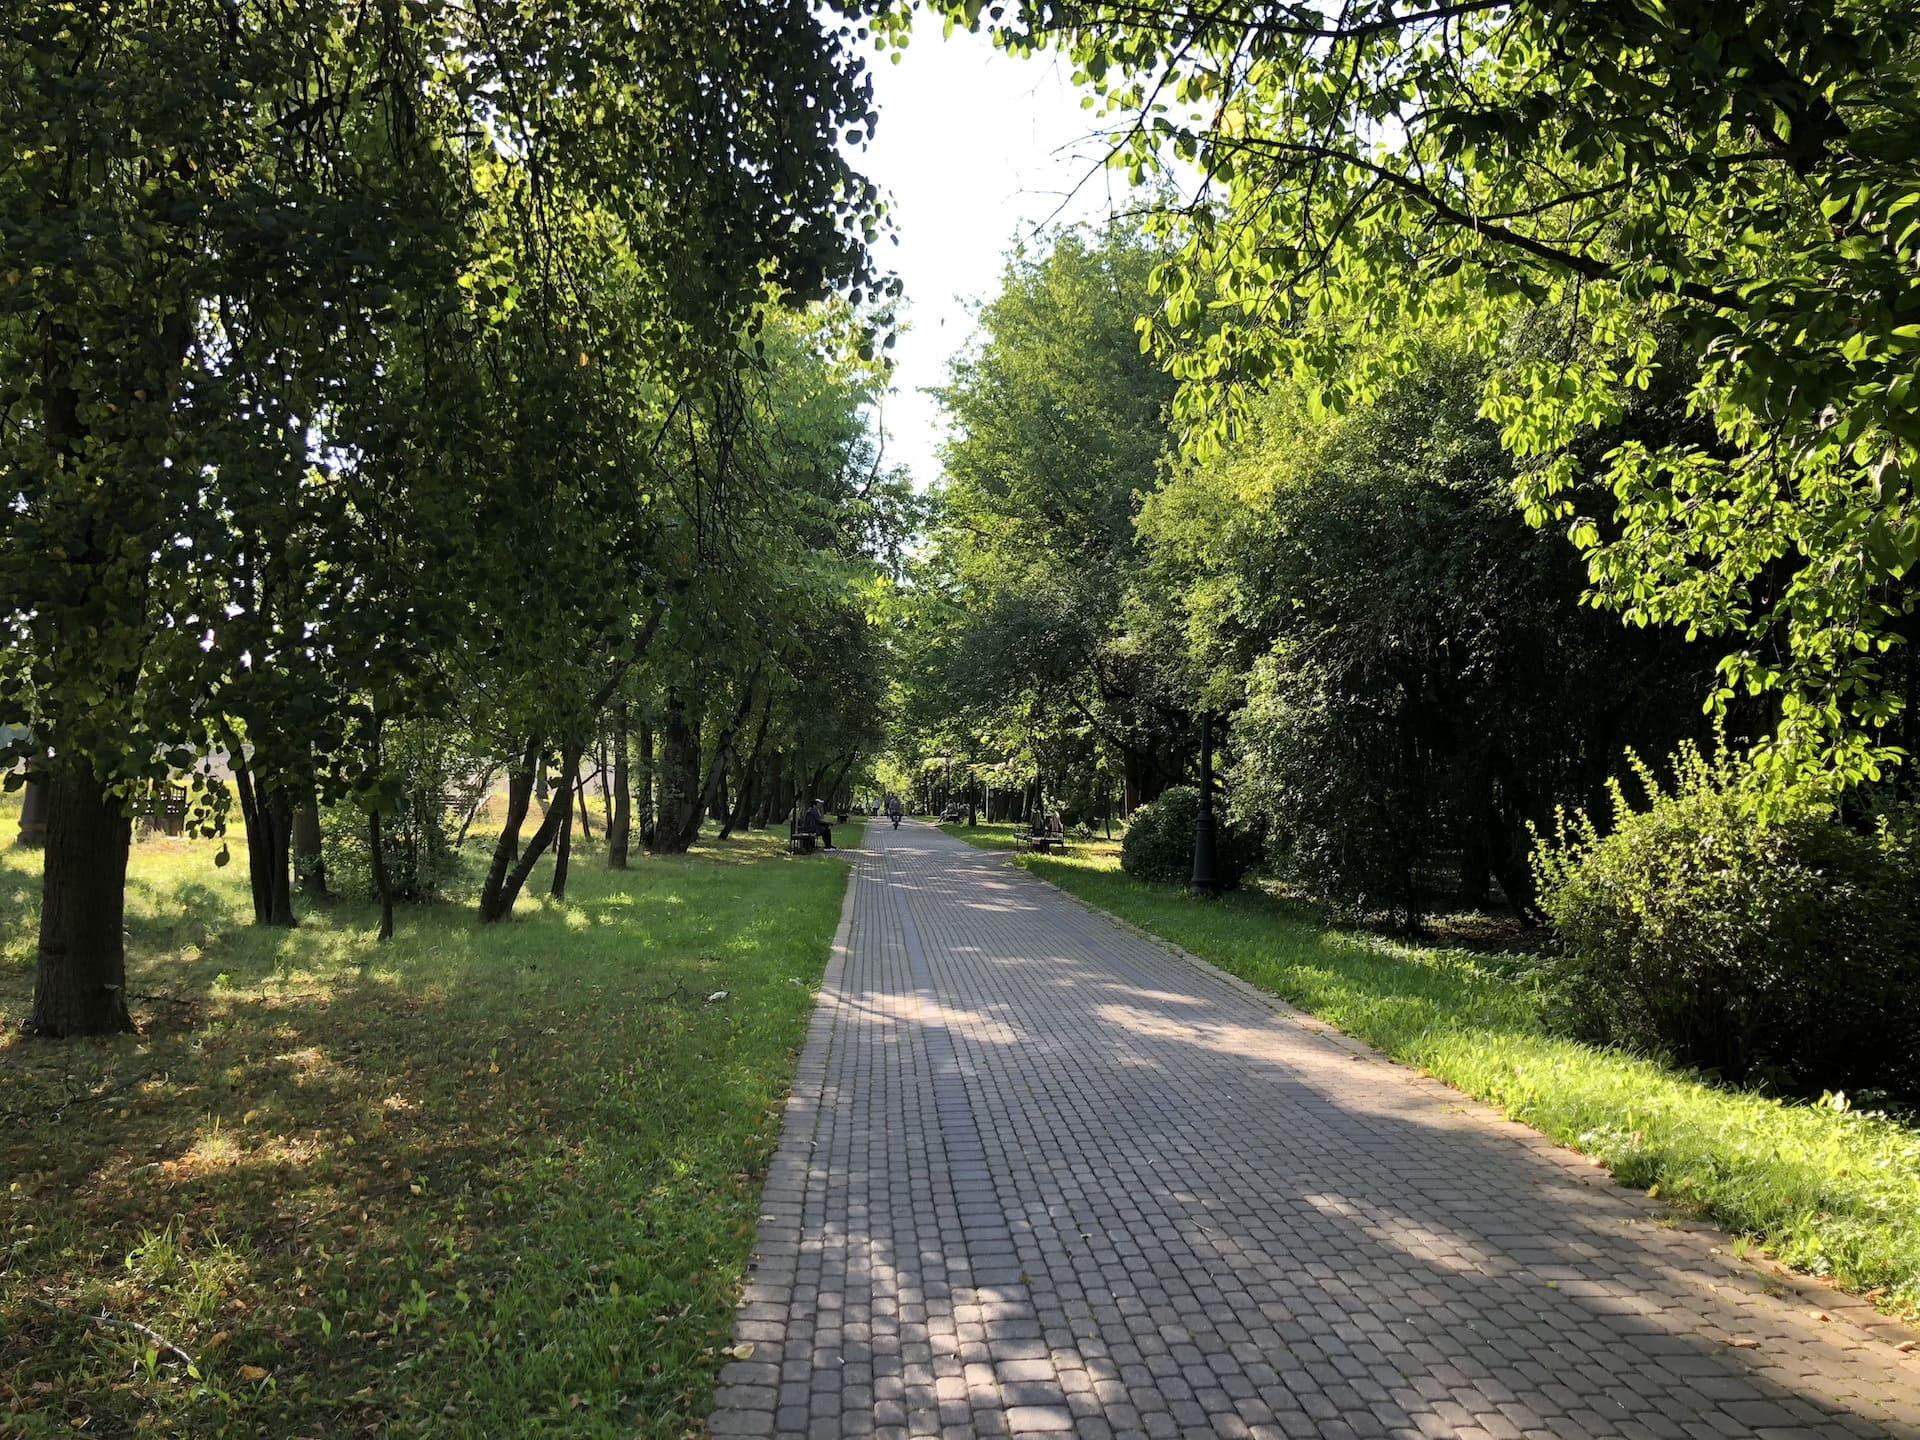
left=1010, top=842, right=1920, bottom=1320
left=899, top=222, right=1191, bottom=811
left=1119, top=785, right=1249, bottom=888
left=1143, top=337, right=1708, bottom=921
left=1533, top=746, right=1920, bottom=1099
left=0, top=0, right=905, bottom=958
left=320, top=724, right=471, bottom=905
left=958, top=0, right=1920, bottom=791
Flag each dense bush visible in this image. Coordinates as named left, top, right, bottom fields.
left=1120, top=786, right=1252, bottom=889
left=1533, top=747, right=1920, bottom=1100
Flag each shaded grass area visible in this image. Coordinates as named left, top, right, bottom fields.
left=2, top=802, right=857, bottom=1437
left=999, top=840, right=1920, bottom=1322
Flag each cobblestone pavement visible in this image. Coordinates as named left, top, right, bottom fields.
left=711, top=821, right=1920, bottom=1440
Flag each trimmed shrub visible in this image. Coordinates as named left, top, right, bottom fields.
left=1533, top=746, right=1920, bottom=1099
left=1120, top=785, right=1253, bottom=889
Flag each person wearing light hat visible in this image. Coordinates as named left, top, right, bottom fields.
left=803, top=797, right=835, bottom=850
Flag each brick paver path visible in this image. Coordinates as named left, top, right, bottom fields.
left=712, top=821, right=1920, bottom=1440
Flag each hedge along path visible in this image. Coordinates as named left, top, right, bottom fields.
left=711, top=820, right=1920, bottom=1439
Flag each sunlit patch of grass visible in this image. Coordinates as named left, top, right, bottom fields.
left=1, top=795, right=853, bottom=1437
left=945, top=819, right=1124, bottom=861
left=1008, top=841, right=1920, bottom=1323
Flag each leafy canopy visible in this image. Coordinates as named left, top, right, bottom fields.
left=948, top=0, right=1920, bottom=793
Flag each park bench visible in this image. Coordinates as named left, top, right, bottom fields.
left=788, top=816, right=825, bottom=854
left=939, top=803, right=967, bottom=823
left=1018, top=819, right=1069, bottom=854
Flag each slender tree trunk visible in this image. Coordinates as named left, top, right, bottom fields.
left=482, top=742, right=578, bottom=921
left=608, top=700, right=631, bottom=868
left=454, top=763, right=499, bottom=847
left=24, top=768, right=133, bottom=1037
left=753, top=751, right=779, bottom=828
left=263, top=785, right=295, bottom=924
left=637, top=722, right=655, bottom=846
left=551, top=752, right=576, bottom=899
left=574, top=768, right=593, bottom=843
left=368, top=807, right=395, bottom=941
left=721, top=769, right=752, bottom=840
left=823, top=751, right=858, bottom=819
left=366, top=715, right=396, bottom=940
left=480, top=737, right=540, bottom=921
left=596, top=737, right=613, bottom=833
left=722, top=687, right=775, bottom=840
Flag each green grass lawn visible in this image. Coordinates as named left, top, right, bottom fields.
left=941, top=819, right=1121, bottom=854
left=935, top=818, right=1026, bottom=852
left=981, top=834, right=1920, bottom=1323
left=1, top=801, right=861, bottom=1438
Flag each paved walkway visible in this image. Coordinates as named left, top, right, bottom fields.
left=712, top=822, right=1920, bottom=1440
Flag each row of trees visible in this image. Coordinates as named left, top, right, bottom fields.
left=899, top=0, right=1919, bottom=925
left=3, top=1, right=910, bottom=1036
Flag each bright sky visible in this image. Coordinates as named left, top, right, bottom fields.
left=857, top=21, right=1118, bottom=488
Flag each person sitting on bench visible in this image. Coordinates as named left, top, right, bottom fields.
left=802, top=798, right=835, bottom=850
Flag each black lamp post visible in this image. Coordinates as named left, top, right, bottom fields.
left=1190, top=710, right=1220, bottom=898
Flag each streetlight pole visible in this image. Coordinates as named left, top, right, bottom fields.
left=1190, top=710, right=1220, bottom=898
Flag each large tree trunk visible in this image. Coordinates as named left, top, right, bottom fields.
left=25, top=768, right=133, bottom=1037
left=15, top=764, right=50, bottom=847
left=608, top=700, right=631, bottom=868
left=293, top=791, right=327, bottom=899
left=651, top=695, right=702, bottom=854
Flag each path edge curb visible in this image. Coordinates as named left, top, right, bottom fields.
left=706, top=847, right=863, bottom=1439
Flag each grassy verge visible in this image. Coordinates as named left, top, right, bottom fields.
left=2, top=801, right=853, bottom=1437
left=996, top=840, right=1920, bottom=1322
left=943, top=819, right=1121, bottom=855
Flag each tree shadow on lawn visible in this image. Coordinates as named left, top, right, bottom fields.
left=0, top=840, right=849, bottom=1438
